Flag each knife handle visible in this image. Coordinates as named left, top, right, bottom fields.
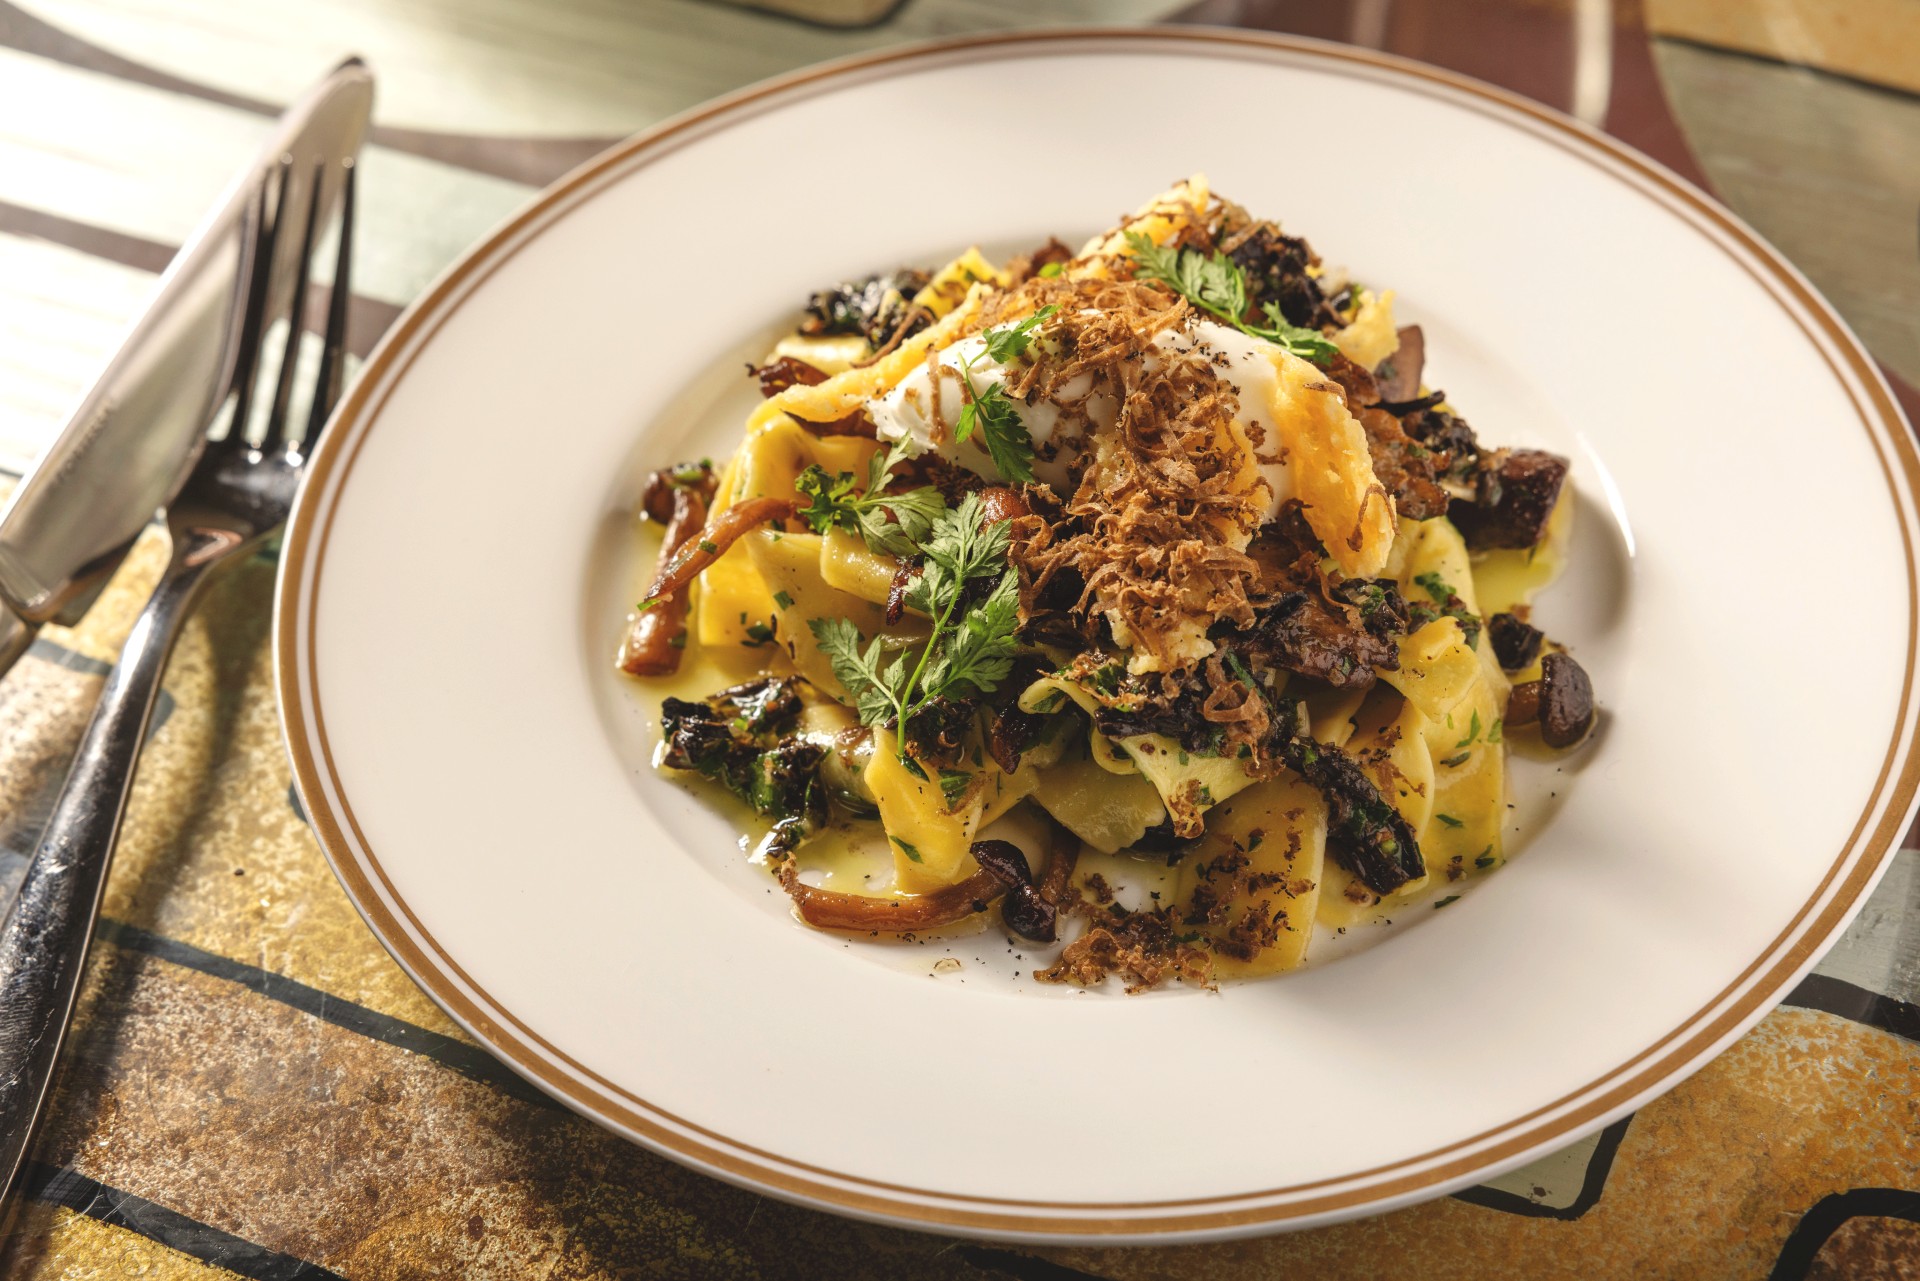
left=0, top=610, right=32, bottom=682
left=0, top=536, right=216, bottom=1201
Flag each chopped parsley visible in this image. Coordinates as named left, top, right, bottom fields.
left=741, top=620, right=776, bottom=647
left=1455, top=710, right=1481, bottom=749
left=1433, top=895, right=1460, bottom=909
left=891, top=835, right=924, bottom=863
left=1123, top=232, right=1338, bottom=365
left=1438, top=750, right=1471, bottom=769
left=1435, top=813, right=1464, bottom=828
left=1410, top=571, right=1483, bottom=650
left=938, top=769, right=972, bottom=807
left=772, top=590, right=794, bottom=611
left=1474, top=849, right=1497, bottom=869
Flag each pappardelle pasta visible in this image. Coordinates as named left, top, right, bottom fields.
left=619, top=177, right=1597, bottom=991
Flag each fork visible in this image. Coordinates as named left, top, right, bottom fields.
left=0, top=155, right=355, bottom=1209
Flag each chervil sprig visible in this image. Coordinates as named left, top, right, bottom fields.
left=809, top=492, right=1020, bottom=755
left=1123, top=231, right=1338, bottom=365
left=793, top=436, right=945, bottom=557
left=953, top=305, right=1056, bottom=484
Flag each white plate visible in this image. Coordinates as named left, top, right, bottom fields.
left=276, top=30, right=1920, bottom=1242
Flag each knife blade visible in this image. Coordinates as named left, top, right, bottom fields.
left=0, top=58, right=373, bottom=679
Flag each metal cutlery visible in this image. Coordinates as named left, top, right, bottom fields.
left=0, top=59, right=371, bottom=681
left=0, top=153, right=357, bottom=1209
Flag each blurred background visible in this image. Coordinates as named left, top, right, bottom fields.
left=4, top=0, right=1916, bottom=475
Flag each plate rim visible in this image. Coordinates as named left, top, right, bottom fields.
left=273, top=26, right=1920, bottom=1241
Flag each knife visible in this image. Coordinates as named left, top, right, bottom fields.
left=0, top=59, right=374, bottom=679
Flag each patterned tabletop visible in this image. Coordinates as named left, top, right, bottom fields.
left=0, top=1, right=1917, bottom=1277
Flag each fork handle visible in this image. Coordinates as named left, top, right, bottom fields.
left=0, top=529, right=222, bottom=1206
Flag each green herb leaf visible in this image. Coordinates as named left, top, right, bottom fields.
left=1435, top=813, right=1464, bottom=828
left=1124, top=231, right=1337, bottom=365
left=1456, top=710, right=1481, bottom=749
left=809, top=617, right=907, bottom=727
left=1439, top=750, right=1471, bottom=769
left=772, top=590, right=794, bottom=610
left=809, top=494, right=1020, bottom=750
left=1037, top=261, right=1064, bottom=279
left=1410, top=571, right=1483, bottom=650
left=1250, top=302, right=1339, bottom=364
left=891, top=835, right=924, bottom=863
left=938, top=769, right=972, bottom=807
left=1474, top=849, right=1497, bottom=869
left=980, top=304, right=1057, bottom=363
left=1433, top=895, right=1460, bottom=909
left=793, top=436, right=944, bottom=557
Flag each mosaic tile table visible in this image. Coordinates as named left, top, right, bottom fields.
left=0, top=0, right=1916, bottom=1276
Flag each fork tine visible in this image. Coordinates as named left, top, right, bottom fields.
left=265, top=161, right=326, bottom=450
left=223, top=157, right=288, bottom=447
left=298, top=160, right=355, bottom=453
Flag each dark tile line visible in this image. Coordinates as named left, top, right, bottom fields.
left=95, top=917, right=556, bottom=1108
left=22, top=1160, right=346, bottom=1280
left=0, top=0, right=614, bottom=188
left=954, top=1245, right=1114, bottom=1280
left=1449, top=1114, right=1634, bottom=1220
left=1766, top=1187, right=1920, bottom=1281
left=0, top=196, right=176, bottom=272
left=23, top=635, right=112, bottom=677
left=17, top=635, right=175, bottom=734
left=1782, top=972, right=1920, bottom=1043
left=0, top=199, right=400, bottom=360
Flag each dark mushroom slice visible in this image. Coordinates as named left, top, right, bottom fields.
left=1505, top=652, right=1596, bottom=749
left=1226, top=223, right=1343, bottom=329
left=749, top=355, right=830, bottom=398
left=636, top=459, right=717, bottom=523
left=799, top=269, right=931, bottom=348
left=1487, top=612, right=1545, bottom=672
left=658, top=679, right=826, bottom=818
left=1275, top=734, right=1425, bottom=894
left=970, top=839, right=1057, bottom=943
left=1357, top=406, right=1451, bottom=520
left=1450, top=449, right=1570, bottom=551
left=1374, top=324, right=1426, bottom=403
left=1250, top=589, right=1402, bottom=691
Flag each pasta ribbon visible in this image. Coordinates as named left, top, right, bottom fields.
left=1177, top=774, right=1326, bottom=977
left=742, top=529, right=924, bottom=702
left=1018, top=673, right=1257, bottom=836
left=758, top=287, right=987, bottom=427
left=1074, top=174, right=1212, bottom=276
left=695, top=419, right=877, bottom=645
left=1033, top=753, right=1169, bottom=854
